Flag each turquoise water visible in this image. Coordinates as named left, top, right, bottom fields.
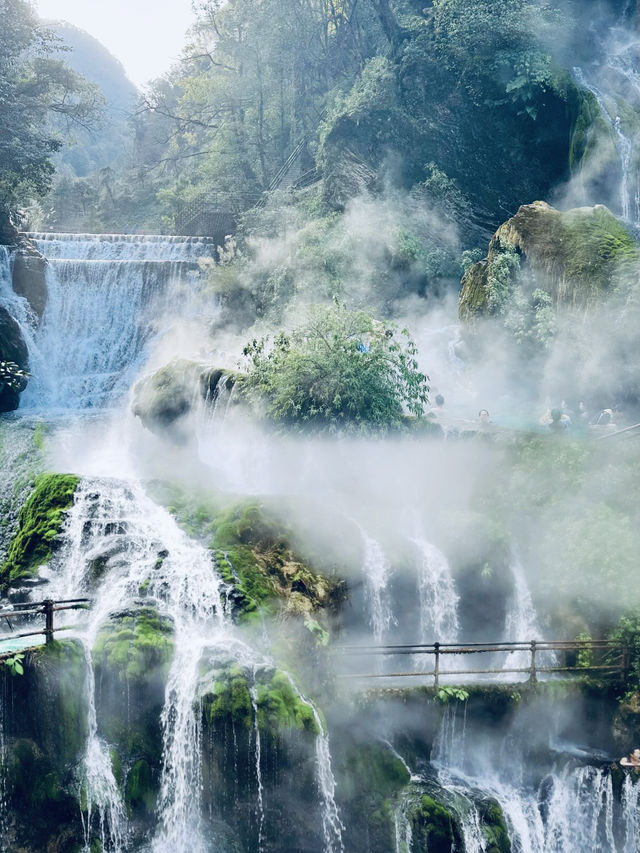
left=0, top=636, right=45, bottom=655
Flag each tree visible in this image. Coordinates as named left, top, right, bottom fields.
left=242, top=301, right=429, bottom=433
left=0, top=0, right=102, bottom=224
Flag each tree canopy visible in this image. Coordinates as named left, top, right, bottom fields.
left=0, top=0, right=101, bottom=223
left=242, top=302, right=430, bottom=433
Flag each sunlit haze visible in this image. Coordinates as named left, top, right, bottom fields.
left=36, top=0, right=196, bottom=87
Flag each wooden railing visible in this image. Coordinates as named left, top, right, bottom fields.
left=331, top=639, right=629, bottom=686
left=0, top=598, right=90, bottom=658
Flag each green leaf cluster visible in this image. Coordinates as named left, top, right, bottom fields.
left=242, top=301, right=430, bottom=433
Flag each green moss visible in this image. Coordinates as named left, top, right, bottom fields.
left=341, top=742, right=410, bottom=801
left=202, top=664, right=253, bottom=730
left=201, top=666, right=320, bottom=735
left=31, top=640, right=89, bottom=762
left=412, top=795, right=458, bottom=853
left=459, top=202, right=639, bottom=324
left=0, top=473, right=79, bottom=586
left=256, top=670, right=319, bottom=734
left=125, top=759, right=155, bottom=817
left=568, top=90, right=615, bottom=172
left=154, top=487, right=344, bottom=621
left=479, top=799, right=511, bottom=853
left=93, top=607, right=174, bottom=684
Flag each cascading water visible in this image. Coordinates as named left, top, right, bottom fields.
left=572, top=66, right=638, bottom=227
left=20, top=233, right=211, bottom=411
left=501, top=552, right=555, bottom=678
left=45, top=478, right=344, bottom=853
left=571, top=10, right=640, bottom=229
left=431, top=703, right=640, bottom=853
left=411, top=538, right=459, bottom=643
left=359, top=531, right=395, bottom=644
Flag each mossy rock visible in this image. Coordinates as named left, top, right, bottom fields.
left=341, top=741, right=411, bottom=802
left=459, top=201, right=638, bottom=322
left=478, top=798, right=511, bottom=853
left=212, top=500, right=345, bottom=621
left=132, top=359, right=243, bottom=442
left=0, top=304, right=30, bottom=412
left=0, top=473, right=79, bottom=588
left=200, top=664, right=320, bottom=735
left=125, top=759, right=156, bottom=818
left=93, top=606, right=174, bottom=684
left=410, top=794, right=461, bottom=853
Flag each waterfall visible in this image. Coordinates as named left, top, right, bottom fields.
left=572, top=66, right=638, bottom=226
left=44, top=477, right=343, bottom=853
left=249, top=678, right=266, bottom=853
left=393, top=794, right=414, bottom=853
left=20, top=233, right=211, bottom=411
left=411, top=538, right=459, bottom=643
left=571, top=12, right=639, bottom=230
left=431, top=703, right=640, bottom=853
left=359, top=531, right=395, bottom=643
left=501, top=553, right=555, bottom=679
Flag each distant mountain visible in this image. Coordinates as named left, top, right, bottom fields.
left=44, top=20, right=139, bottom=176
left=47, top=20, right=138, bottom=114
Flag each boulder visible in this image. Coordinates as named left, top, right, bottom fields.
left=0, top=305, right=29, bottom=412
left=459, top=201, right=638, bottom=322
left=132, top=358, right=242, bottom=441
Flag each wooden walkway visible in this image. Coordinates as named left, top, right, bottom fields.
left=331, top=639, right=629, bottom=686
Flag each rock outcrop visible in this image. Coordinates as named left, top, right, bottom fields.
left=459, top=201, right=638, bottom=322
left=0, top=305, right=30, bottom=412
left=132, top=358, right=242, bottom=441
left=0, top=217, right=48, bottom=319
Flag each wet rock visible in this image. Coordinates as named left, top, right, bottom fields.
left=0, top=304, right=29, bottom=412
left=459, top=201, right=638, bottom=322
left=131, top=358, right=243, bottom=443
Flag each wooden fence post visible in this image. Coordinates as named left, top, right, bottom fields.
left=529, top=640, right=537, bottom=683
left=43, top=599, right=54, bottom=645
left=434, top=642, right=440, bottom=689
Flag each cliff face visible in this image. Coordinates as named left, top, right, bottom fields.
left=459, top=201, right=638, bottom=322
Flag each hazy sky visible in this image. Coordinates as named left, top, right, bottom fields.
left=36, top=0, right=196, bottom=88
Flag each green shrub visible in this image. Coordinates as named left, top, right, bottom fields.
left=242, top=301, right=429, bottom=434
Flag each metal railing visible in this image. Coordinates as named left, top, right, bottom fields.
left=0, top=598, right=90, bottom=658
left=331, top=639, right=628, bottom=686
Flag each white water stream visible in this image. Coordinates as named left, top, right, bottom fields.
left=45, top=477, right=344, bottom=853
left=20, top=233, right=209, bottom=411
left=431, top=703, right=640, bottom=853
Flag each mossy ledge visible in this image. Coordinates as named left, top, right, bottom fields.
left=93, top=606, right=175, bottom=684
left=459, top=201, right=638, bottom=322
left=156, top=484, right=346, bottom=623
left=200, top=664, right=320, bottom=735
left=0, top=473, right=79, bottom=588
left=214, top=501, right=346, bottom=621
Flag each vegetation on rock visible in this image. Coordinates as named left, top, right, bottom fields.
left=0, top=473, right=79, bottom=587
left=93, top=607, right=174, bottom=684
left=243, top=301, right=430, bottom=433
left=459, top=202, right=638, bottom=323
left=201, top=664, right=319, bottom=734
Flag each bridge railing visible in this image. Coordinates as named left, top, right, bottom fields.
left=0, top=598, right=90, bottom=659
left=330, top=639, right=628, bottom=686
